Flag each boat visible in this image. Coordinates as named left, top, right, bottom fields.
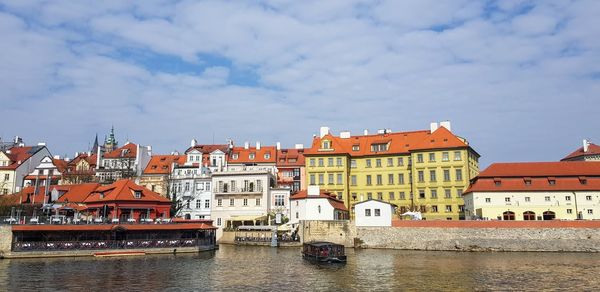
left=302, top=241, right=347, bottom=263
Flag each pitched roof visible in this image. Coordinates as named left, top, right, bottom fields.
left=477, top=162, right=600, bottom=178
left=229, top=146, right=277, bottom=164
left=103, top=142, right=137, bottom=159
left=304, top=127, right=473, bottom=157
left=276, top=148, right=306, bottom=167
left=52, top=158, right=69, bottom=173
left=0, top=146, right=45, bottom=170
left=562, top=143, right=600, bottom=161
left=290, top=189, right=348, bottom=211
left=185, top=144, right=229, bottom=155
left=143, top=155, right=186, bottom=174
left=84, top=179, right=170, bottom=203
left=465, top=177, right=600, bottom=193
left=8, top=183, right=101, bottom=204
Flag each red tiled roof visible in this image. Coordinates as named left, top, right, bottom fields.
left=52, top=158, right=69, bottom=173
left=465, top=177, right=600, bottom=193
left=477, top=162, right=600, bottom=178
left=185, top=144, right=229, bottom=155
left=276, top=148, right=306, bottom=167
left=290, top=189, right=348, bottom=211
left=56, top=183, right=101, bottom=203
left=229, top=146, right=276, bottom=163
left=103, top=143, right=137, bottom=159
left=0, top=146, right=43, bottom=170
left=84, top=179, right=170, bottom=203
left=143, top=155, right=186, bottom=174
left=562, top=143, right=600, bottom=161
left=304, top=127, right=472, bottom=157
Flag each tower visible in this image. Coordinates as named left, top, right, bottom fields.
left=104, top=126, right=118, bottom=152
left=91, top=133, right=99, bottom=155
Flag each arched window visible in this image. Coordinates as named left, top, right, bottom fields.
left=523, top=211, right=536, bottom=221
left=543, top=211, right=556, bottom=220
left=502, top=211, right=515, bottom=220
left=322, top=140, right=331, bottom=149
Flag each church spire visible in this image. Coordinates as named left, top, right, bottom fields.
left=91, top=133, right=99, bottom=154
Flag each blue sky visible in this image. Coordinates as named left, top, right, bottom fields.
left=0, top=0, right=598, bottom=167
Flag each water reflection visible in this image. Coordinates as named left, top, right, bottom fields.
left=0, top=246, right=598, bottom=291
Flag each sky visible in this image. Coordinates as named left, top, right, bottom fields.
left=0, top=0, right=598, bottom=168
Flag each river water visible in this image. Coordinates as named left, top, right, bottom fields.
left=0, top=245, right=598, bottom=291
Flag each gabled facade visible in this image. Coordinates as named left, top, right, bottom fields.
left=227, top=142, right=277, bottom=174
left=62, top=152, right=97, bottom=184
left=304, top=122, right=480, bottom=220
left=289, top=186, right=348, bottom=225
left=276, top=145, right=306, bottom=193
left=23, top=156, right=67, bottom=187
left=354, top=199, right=397, bottom=227
left=0, top=144, right=52, bottom=194
left=96, top=142, right=152, bottom=184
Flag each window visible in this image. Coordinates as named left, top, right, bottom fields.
left=217, top=218, right=221, bottom=226
left=295, top=212, right=299, bottom=219
left=196, top=182, right=204, bottom=190
left=256, top=198, right=261, bottom=206
left=337, top=173, right=343, bottom=185
left=365, top=209, right=371, bottom=216
left=432, top=205, right=438, bottom=212
left=442, top=152, right=449, bottom=162
left=376, top=159, right=382, bottom=167
left=336, top=157, right=343, bottom=166
left=485, top=198, right=491, bottom=203
left=318, top=174, right=324, bottom=185
left=523, top=211, right=536, bottom=221
left=275, top=195, right=285, bottom=206
left=350, top=160, right=357, bottom=168
left=374, top=209, right=381, bottom=216
left=586, top=196, right=592, bottom=201
left=443, top=170, right=450, bottom=181
left=310, top=174, right=315, bottom=185
left=264, top=153, right=270, bottom=159
left=337, top=192, right=342, bottom=200
left=365, top=192, right=371, bottom=200
left=588, top=209, right=593, bottom=215
left=376, top=175, right=383, bottom=185
left=445, top=189, right=452, bottom=199
left=318, top=158, right=324, bottom=167
left=567, top=209, right=572, bottom=214
left=429, top=153, right=435, bottom=162
left=328, top=157, right=334, bottom=166
left=328, top=174, right=334, bottom=185
left=352, top=193, right=357, bottom=200
left=4, top=174, right=9, bottom=180
left=205, top=200, right=210, bottom=208
left=417, top=154, right=424, bottom=163
left=318, top=205, right=322, bottom=213
left=445, top=205, right=452, bottom=212
left=565, top=196, right=571, bottom=201
left=352, top=145, right=359, bottom=151
left=397, top=157, right=404, bottom=166
left=196, top=200, right=202, bottom=209
left=388, top=174, right=394, bottom=185
left=418, top=171, right=424, bottom=182
left=525, top=197, right=530, bottom=202
left=524, top=180, right=531, bottom=186
left=430, top=170, right=436, bottom=182
left=455, top=169, right=463, bottom=181
left=366, top=175, right=372, bottom=185
left=431, top=190, right=437, bottom=199
left=545, top=196, right=551, bottom=202
left=398, top=174, right=405, bottom=184
left=371, top=143, right=388, bottom=152
left=454, top=151, right=462, bottom=161
left=249, top=153, right=255, bottom=160
left=351, top=175, right=357, bottom=186
left=419, top=190, right=425, bottom=199
left=377, top=192, right=383, bottom=200
left=243, top=198, right=248, bottom=206
left=549, top=180, right=556, bottom=185
left=134, top=191, right=142, bottom=199
left=229, top=198, right=235, bottom=206
left=310, top=159, right=315, bottom=167
left=184, top=182, right=190, bottom=191
left=366, top=159, right=372, bottom=168
left=505, top=197, right=511, bottom=202
left=217, top=199, right=222, bottom=207
left=456, top=189, right=463, bottom=198
left=322, top=140, right=331, bottom=149
left=387, top=158, right=393, bottom=167
left=400, top=192, right=406, bottom=200
left=389, top=192, right=395, bottom=200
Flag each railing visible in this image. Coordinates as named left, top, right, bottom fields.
left=12, top=238, right=215, bottom=252
left=213, top=187, right=263, bottom=194
left=0, top=216, right=171, bottom=225
left=234, top=235, right=299, bottom=243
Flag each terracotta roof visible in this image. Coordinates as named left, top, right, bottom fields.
left=276, top=148, right=306, bottom=167
left=103, top=143, right=137, bottom=159
left=290, top=189, right=348, bottom=211
left=304, top=127, right=473, bottom=157
left=0, top=146, right=45, bottom=170
left=52, top=158, right=69, bottom=173
left=185, top=144, right=228, bottom=155
left=465, top=177, right=600, bottom=193
left=143, top=155, right=186, bottom=174
left=477, top=162, right=600, bottom=178
left=228, top=146, right=277, bottom=163
left=562, top=143, right=600, bottom=161
left=84, top=179, right=170, bottom=203
left=9, top=183, right=100, bottom=204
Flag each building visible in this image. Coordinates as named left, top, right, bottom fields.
left=562, top=139, right=600, bottom=162
left=288, top=186, right=348, bottom=225
left=276, top=144, right=306, bottom=193
left=170, top=163, right=213, bottom=220
left=463, top=162, right=600, bottom=220
left=61, top=152, right=97, bottom=184
left=0, top=144, right=52, bottom=194
left=304, top=122, right=480, bottom=220
left=227, top=142, right=277, bottom=174
left=139, top=154, right=186, bottom=196
left=354, top=199, right=397, bottom=227
left=84, top=179, right=171, bottom=221
left=185, top=141, right=230, bottom=173
left=23, top=156, right=68, bottom=187
left=96, top=142, right=152, bottom=183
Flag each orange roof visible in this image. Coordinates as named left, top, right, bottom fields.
left=143, top=155, right=186, bottom=174
left=68, top=153, right=97, bottom=168
left=477, top=162, right=600, bottom=178
left=56, top=183, right=101, bottom=203
left=562, top=143, right=600, bottom=161
left=0, top=146, right=45, bottom=170
left=103, top=143, right=137, bottom=159
left=276, top=148, right=306, bottom=167
left=84, top=179, right=170, bottom=203
left=304, top=127, right=472, bottom=157
left=185, top=144, right=229, bottom=155
left=52, top=158, right=69, bottom=173
left=465, top=177, right=600, bottom=193
left=290, top=189, right=348, bottom=211
left=229, top=146, right=276, bottom=163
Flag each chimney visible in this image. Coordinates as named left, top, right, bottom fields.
left=64, top=157, right=70, bottom=162
left=37, top=142, right=46, bottom=146
left=14, top=136, right=20, bottom=144
left=276, top=142, right=281, bottom=150
left=363, top=129, right=369, bottom=136
left=430, top=122, right=439, bottom=132
left=583, top=139, right=590, bottom=153
left=386, top=128, right=392, bottom=134
left=244, top=142, right=249, bottom=149
left=319, top=126, right=330, bottom=138
left=308, top=185, right=320, bottom=196
left=294, top=144, right=304, bottom=149
left=190, top=139, right=197, bottom=147
left=439, top=121, right=452, bottom=132
left=75, top=152, right=79, bottom=157
left=53, top=155, right=60, bottom=159
left=256, top=141, right=261, bottom=150
left=340, top=131, right=351, bottom=139
left=377, top=129, right=385, bottom=134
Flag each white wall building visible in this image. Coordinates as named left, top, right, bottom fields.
left=354, top=199, right=397, bottom=227
left=170, top=164, right=212, bottom=220
left=289, top=186, right=349, bottom=225
left=0, top=144, right=52, bottom=194
left=96, top=142, right=152, bottom=183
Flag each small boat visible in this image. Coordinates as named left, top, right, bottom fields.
left=302, top=241, right=346, bottom=263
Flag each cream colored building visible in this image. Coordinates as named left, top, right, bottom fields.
left=463, top=162, right=600, bottom=220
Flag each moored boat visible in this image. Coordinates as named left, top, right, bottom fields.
left=302, top=241, right=346, bottom=263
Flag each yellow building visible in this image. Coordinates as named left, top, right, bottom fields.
left=304, top=122, right=480, bottom=220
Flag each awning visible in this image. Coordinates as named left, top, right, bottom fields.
left=228, top=215, right=265, bottom=222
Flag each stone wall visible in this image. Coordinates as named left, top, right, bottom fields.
left=0, top=225, right=11, bottom=257
left=300, top=220, right=355, bottom=247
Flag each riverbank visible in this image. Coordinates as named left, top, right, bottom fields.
left=1, top=246, right=216, bottom=259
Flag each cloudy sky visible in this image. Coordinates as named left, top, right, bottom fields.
left=0, top=0, right=598, bottom=167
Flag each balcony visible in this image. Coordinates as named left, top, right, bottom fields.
left=214, top=187, right=263, bottom=195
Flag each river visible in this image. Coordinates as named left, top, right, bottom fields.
left=0, top=245, right=598, bottom=291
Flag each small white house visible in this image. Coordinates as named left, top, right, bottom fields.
left=354, top=199, right=397, bottom=227
left=289, top=186, right=348, bottom=224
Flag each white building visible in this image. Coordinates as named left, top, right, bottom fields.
left=0, top=143, right=52, bottom=194
left=354, top=199, right=397, bottom=227
left=23, top=155, right=67, bottom=187
left=170, top=163, right=213, bottom=220
left=289, top=186, right=349, bottom=225
left=96, top=142, right=152, bottom=183
left=463, top=162, right=600, bottom=220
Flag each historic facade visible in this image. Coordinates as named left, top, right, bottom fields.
left=0, top=144, right=52, bottom=194
left=562, top=139, right=600, bottom=162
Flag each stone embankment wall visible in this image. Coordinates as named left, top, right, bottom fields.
left=0, top=226, right=11, bottom=257
left=300, top=220, right=600, bottom=252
